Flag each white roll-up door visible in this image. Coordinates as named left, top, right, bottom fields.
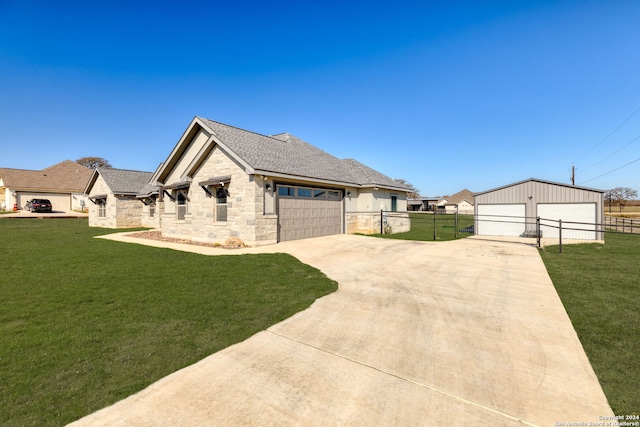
left=538, top=203, right=597, bottom=240
left=476, top=204, right=526, bottom=237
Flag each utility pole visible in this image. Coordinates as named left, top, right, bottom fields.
left=571, top=164, right=575, bottom=185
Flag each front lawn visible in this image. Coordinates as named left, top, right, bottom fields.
left=539, top=232, right=640, bottom=415
left=0, top=219, right=337, bottom=426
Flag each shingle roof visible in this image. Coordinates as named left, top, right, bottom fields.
left=197, top=117, right=409, bottom=190
left=441, top=189, right=475, bottom=205
left=0, top=160, right=92, bottom=192
left=97, top=168, right=154, bottom=195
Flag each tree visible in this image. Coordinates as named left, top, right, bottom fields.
left=604, top=187, right=638, bottom=213
left=394, top=179, right=420, bottom=199
left=76, top=157, right=112, bottom=169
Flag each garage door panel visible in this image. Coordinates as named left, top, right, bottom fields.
left=538, top=203, right=596, bottom=240
left=476, top=204, right=526, bottom=237
left=17, top=193, right=71, bottom=211
left=278, top=188, right=342, bottom=242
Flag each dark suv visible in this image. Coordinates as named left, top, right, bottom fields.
left=25, top=199, right=53, bottom=213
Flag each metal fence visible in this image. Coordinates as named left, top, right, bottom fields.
left=381, top=211, right=638, bottom=253
left=605, top=216, right=640, bottom=234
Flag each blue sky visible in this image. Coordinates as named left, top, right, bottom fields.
left=1, top=0, right=639, bottom=196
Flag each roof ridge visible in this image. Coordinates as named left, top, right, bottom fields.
left=198, top=116, right=290, bottom=144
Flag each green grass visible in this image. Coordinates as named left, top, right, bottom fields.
left=372, top=213, right=475, bottom=241
left=0, top=219, right=337, bottom=426
left=539, top=232, right=640, bottom=415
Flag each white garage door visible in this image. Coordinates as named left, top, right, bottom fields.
left=17, top=193, right=71, bottom=212
left=476, top=204, right=526, bottom=237
left=277, top=185, right=343, bottom=242
left=538, top=203, right=597, bottom=240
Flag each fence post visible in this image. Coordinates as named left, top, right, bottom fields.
left=536, top=216, right=541, bottom=248
left=455, top=209, right=458, bottom=239
left=559, top=219, right=563, bottom=254
left=380, top=209, right=383, bottom=234
left=433, top=210, right=436, bottom=241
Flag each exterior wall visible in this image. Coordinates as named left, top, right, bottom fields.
left=88, top=175, right=115, bottom=228
left=165, top=129, right=210, bottom=185
left=114, top=197, right=144, bottom=228
left=444, top=201, right=474, bottom=214
left=161, top=146, right=277, bottom=246
left=71, top=193, right=90, bottom=212
left=474, top=180, right=604, bottom=239
left=475, top=181, right=603, bottom=222
left=140, top=200, right=160, bottom=228
left=345, top=187, right=410, bottom=234
left=87, top=175, right=144, bottom=228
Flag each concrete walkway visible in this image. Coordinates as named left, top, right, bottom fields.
left=69, top=234, right=612, bottom=426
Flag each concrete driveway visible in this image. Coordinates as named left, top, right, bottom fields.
left=69, top=234, right=612, bottom=426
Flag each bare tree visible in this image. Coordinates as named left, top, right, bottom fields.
left=76, top=157, right=112, bottom=169
left=604, top=187, right=638, bottom=213
left=394, top=179, right=420, bottom=199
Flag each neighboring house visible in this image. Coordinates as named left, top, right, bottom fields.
left=84, top=167, right=156, bottom=228
left=408, top=197, right=440, bottom=211
left=143, top=116, right=411, bottom=245
left=436, top=189, right=475, bottom=214
left=0, top=160, right=92, bottom=212
left=474, top=178, right=604, bottom=240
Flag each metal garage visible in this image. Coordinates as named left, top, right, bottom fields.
left=17, top=192, right=71, bottom=212
left=474, top=178, right=604, bottom=241
left=277, top=185, right=343, bottom=242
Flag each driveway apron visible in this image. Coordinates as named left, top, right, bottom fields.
left=69, top=234, right=612, bottom=426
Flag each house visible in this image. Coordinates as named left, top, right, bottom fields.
left=84, top=167, right=156, bottom=228
left=474, top=178, right=604, bottom=240
left=144, top=116, right=411, bottom=245
left=436, top=189, right=474, bottom=214
left=0, top=160, right=92, bottom=212
left=407, top=196, right=440, bottom=211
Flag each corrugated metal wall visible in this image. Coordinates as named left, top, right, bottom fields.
left=475, top=180, right=604, bottom=225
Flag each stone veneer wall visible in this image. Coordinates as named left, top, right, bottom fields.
left=345, top=212, right=410, bottom=235
left=160, top=146, right=278, bottom=246
left=114, top=197, right=144, bottom=228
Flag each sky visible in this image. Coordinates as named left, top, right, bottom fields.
left=1, top=0, right=640, bottom=197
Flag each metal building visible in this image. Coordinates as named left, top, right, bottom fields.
left=474, top=178, right=604, bottom=240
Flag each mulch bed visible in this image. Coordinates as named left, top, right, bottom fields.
left=127, top=231, right=245, bottom=249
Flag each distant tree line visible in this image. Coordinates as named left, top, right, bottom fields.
left=604, top=187, right=638, bottom=213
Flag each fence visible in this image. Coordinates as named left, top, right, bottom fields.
left=605, top=216, right=640, bottom=233
left=379, top=211, right=638, bottom=252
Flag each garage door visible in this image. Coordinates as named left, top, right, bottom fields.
left=277, top=185, right=343, bottom=242
left=476, top=204, right=526, bottom=237
left=538, top=203, right=597, bottom=240
left=17, top=193, right=71, bottom=212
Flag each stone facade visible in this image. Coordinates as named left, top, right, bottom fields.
left=87, top=175, right=145, bottom=228
left=160, top=146, right=279, bottom=246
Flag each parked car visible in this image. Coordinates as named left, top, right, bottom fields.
left=25, top=199, right=53, bottom=213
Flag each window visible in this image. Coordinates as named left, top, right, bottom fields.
left=297, top=188, right=312, bottom=197
left=216, top=187, right=227, bottom=222
left=313, top=189, right=326, bottom=198
left=177, top=191, right=187, bottom=220
left=391, top=195, right=398, bottom=212
left=97, top=199, right=106, bottom=218
left=328, top=191, right=341, bottom=200
left=149, top=203, right=155, bottom=218
left=278, top=186, right=295, bottom=196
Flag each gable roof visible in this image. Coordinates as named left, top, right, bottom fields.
left=0, top=160, right=92, bottom=192
left=474, top=178, right=604, bottom=196
left=155, top=117, right=410, bottom=192
left=84, top=167, right=154, bottom=196
left=440, top=189, right=475, bottom=205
